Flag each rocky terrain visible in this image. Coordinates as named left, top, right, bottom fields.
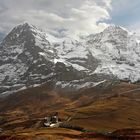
left=1, top=23, right=140, bottom=95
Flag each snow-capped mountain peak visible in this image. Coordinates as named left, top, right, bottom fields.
left=0, top=23, right=55, bottom=95
left=86, top=25, right=140, bottom=83
left=104, top=25, right=127, bottom=32
left=1, top=22, right=36, bottom=46
left=0, top=23, right=140, bottom=95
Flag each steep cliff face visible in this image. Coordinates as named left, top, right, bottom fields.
left=0, top=23, right=140, bottom=95
left=0, top=23, right=54, bottom=94
left=86, top=26, right=140, bottom=83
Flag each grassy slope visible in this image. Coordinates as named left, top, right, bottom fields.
left=0, top=82, right=140, bottom=139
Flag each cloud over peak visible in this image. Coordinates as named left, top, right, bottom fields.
left=0, top=0, right=112, bottom=38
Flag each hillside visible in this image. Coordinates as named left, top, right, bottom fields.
left=0, top=82, right=140, bottom=139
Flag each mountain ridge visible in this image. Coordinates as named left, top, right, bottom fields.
left=0, top=23, right=140, bottom=95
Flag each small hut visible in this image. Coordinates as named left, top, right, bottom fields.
left=44, top=112, right=59, bottom=127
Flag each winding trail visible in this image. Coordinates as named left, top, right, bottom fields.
left=119, top=88, right=140, bottom=95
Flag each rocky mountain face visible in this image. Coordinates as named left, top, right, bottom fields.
left=86, top=26, right=140, bottom=83
left=0, top=23, right=54, bottom=94
left=0, top=23, right=140, bottom=95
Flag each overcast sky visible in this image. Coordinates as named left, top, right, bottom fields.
left=0, top=0, right=140, bottom=38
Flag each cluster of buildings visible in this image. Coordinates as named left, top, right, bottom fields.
left=44, top=112, right=60, bottom=128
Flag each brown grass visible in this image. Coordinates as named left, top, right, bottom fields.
left=0, top=82, right=140, bottom=139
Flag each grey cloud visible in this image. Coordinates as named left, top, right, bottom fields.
left=0, top=0, right=112, bottom=38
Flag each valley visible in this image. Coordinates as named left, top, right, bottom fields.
left=0, top=23, right=140, bottom=139
left=0, top=82, right=140, bottom=139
